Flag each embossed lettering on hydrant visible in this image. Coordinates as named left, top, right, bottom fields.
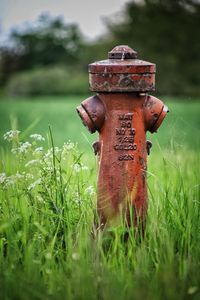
left=113, top=113, right=137, bottom=160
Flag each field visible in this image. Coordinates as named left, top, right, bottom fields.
left=0, top=96, right=200, bottom=300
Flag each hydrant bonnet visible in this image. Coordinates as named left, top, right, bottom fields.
left=89, top=45, right=156, bottom=92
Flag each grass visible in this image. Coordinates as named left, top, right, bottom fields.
left=0, top=96, right=200, bottom=300
left=0, top=96, right=98, bottom=154
left=0, top=96, right=200, bottom=151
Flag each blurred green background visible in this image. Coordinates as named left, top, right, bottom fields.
left=0, top=96, right=199, bottom=154
left=0, top=0, right=200, bottom=98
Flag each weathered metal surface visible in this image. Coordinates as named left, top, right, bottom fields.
left=89, top=59, right=155, bottom=74
left=89, top=45, right=155, bottom=92
left=89, top=73, right=155, bottom=92
left=143, top=95, right=169, bottom=133
left=76, top=45, right=168, bottom=229
left=76, top=95, right=105, bottom=133
left=96, top=93, right=148, bottom=227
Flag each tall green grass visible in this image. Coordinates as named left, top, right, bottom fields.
left=0, top=98, right=200, bottom=299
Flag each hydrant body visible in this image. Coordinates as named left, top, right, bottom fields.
left=77, top=46, right=168, bottom=227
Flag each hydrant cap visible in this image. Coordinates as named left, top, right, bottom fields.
left=108, top=45, right=138, bottom=59
left=89, top=44, right=156, bottom=92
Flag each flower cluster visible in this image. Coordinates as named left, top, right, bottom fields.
left=27, top=179, right=41, bottom=191
left=34, top=147, right=43, bottom=154
left=1, top=130, right=94, bottom=208
left=0, top=171, right=34, bottom=190
left=72, top=163, right=88, bottom=173
left=85, top=185, right=95, bottom=196
left=12, top=142, right=32, bottom=155
left=0, top=173, right=6, bottom=184
left=3, top=130, right=20, bottom=141
left=25, top=159, right=40, bottom=168
left=30, top=134, right=45, bottom=142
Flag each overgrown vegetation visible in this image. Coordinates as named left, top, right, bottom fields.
left=0, top=98, right=200, bottom=299
left=0, top=128, right=200, bottom=299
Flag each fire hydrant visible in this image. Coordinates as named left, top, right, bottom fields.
left=77, top=45, right=168, bottom=229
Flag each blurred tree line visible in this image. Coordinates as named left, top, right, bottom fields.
left=0, top=0, right=199, bottom=97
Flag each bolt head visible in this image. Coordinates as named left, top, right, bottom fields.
left=108, top=45, right=138, bottom=59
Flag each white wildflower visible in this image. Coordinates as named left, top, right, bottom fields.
left=25, top=173, right=34, bottom=180
left=1, top=172, right=29, bottom=188
left=11, top=148, right=18, bottom=155
left=43, top=166, right=53, bottom=172
left=62, top=142, right=76, bottom=160
left=25, top=159, right=40, bottom=168
left=30, top=134, right=45, bottom=141
left=3, top=130, right=20, bottom=141
left=19, top=142, right=32, bottom=153
left=34, top=147, right=43, bottom=154
left=13, top=171, right=32, bottom=181
left=43, top=149, right=52, bottom=164
left=73, top=164, right=81, bottom=173
left=15, top=172, right=26, bottom=180
left=4, top=176, right=16, bottom=188
left=72, top=163, right=88, bottom=173
left=43, top=147, right=60, bottom=166
left=73, top=191, right=83, bottom=205
left=12, top=142, right=32, bottom=155
left=28, top=178, right=41, bottom=191
left=43, top=147, right=61, bottom=165
left=45, top=147, right=61, bottom=156
left=0, top=173, right=6, bottom=184
left=85, top=185, right=95, bottom=196
left=54, top=147, right=62, bottom=155
left=63, top=141, right=75, bottom=152
left=81, top=165, right=88, bottom=171
left=45, top=149, right=51, bottom=157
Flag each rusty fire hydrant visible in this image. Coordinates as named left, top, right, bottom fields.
left=77, top=45, right=168, bottom=229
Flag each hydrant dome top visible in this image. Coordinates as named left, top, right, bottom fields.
left=89, top=44, right=156, bottom=75
left=108, top=45, right=138, bottom=59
